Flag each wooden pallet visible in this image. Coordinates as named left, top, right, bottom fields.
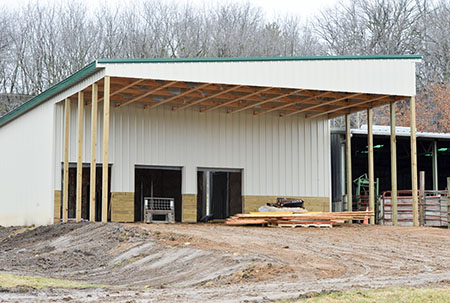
left=225, top=210, right=374, bottom=227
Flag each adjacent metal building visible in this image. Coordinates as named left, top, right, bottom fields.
left=0, top=55, right=420, bottom=226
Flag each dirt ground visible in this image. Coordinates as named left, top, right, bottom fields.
left=0, top=222, right=449, bottom=302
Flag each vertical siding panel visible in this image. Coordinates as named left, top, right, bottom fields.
left=292, top=116, right=299, bottom=196
left=285, top=116, right=293, bottom=195
left=304, top=117, right=311, bottom=195
left=273, top=114, right=280, bottom=195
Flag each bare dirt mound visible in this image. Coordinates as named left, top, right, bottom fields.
left=0, top=222, right=277, bottom=288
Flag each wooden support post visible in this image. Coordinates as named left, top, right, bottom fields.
left=89, top=83, right=98, bottom=222
left=432, top=140, right=438, bottom=191
left=345, top=114, right=352, bottom=212
left=410, top=96, right=419, bottom=227
left=63, top=99, right=70, bottom=223
left=419, top=171, right=425, bottom=226
left=102, top=77, right=110, bottom=223
left=390, top=102, right=398, bottom=226
left=76, top=92, right=84, bottom=222
left=368, top=108, right=375, bottom=224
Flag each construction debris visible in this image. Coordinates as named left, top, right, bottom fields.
left=225, top=211, right=374, bottom=227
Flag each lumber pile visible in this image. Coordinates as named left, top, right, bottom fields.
left=225, top=211, right=374, bottom=228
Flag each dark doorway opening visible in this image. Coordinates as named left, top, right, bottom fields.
left=197, top=169, right=242, bottom=221
left=62, top=164, right=111, bottom=221
left=134, top=166, right=182, bottom=222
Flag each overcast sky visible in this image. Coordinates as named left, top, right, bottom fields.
left=1, top=0, right=341, bottom=20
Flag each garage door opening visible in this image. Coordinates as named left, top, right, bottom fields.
left=134, top=166, right=182, bottom=222
left=61, top=164, right=111, bottom=221
left=197, top=168, right=242, bottom=221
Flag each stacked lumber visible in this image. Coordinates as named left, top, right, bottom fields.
left=225, top=211, right=374, bottom=228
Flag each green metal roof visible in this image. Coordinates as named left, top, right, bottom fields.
left=97, top=54, right=422, bottom=64
left=0, top=54, right=422, bottom=128
left=0, top=61, right=98, bottom=128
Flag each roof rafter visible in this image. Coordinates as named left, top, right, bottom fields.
left=281, top=93, right=364, bottom=117
left=254, top=91, right=331, bottom=116
left=173, top=85, right=243, bottom=111
left=145, top=83, right=211, bottom=110
left=306, top=95, right=391, bottom=119
left=228, top=89, right=305, bottom=114
left=116, top=81, right=177, bottom=108
left=87, top=78, right=145, bottom=105
left=200, top=86, right=274, bottom=113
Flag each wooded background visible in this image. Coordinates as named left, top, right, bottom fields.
left=0, top=0, right=449, bottom=131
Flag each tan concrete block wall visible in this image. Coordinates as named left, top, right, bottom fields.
left=111, top=192, right=135, bottom=222
left=182, top=194, right=197, bottom=223
left=54, top=190, right=61, bottom=224
left=243, top=195, right=330, bottom=213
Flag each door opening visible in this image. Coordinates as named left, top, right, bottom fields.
left=134, top=166, right=182, bottom=222
left=197, top=168, right=242, bottom=221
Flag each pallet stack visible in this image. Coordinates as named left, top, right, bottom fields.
left=225, top=211, right=374, bottom=228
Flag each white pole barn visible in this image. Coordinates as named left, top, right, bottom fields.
left=0, top=55, right=420, bottom=226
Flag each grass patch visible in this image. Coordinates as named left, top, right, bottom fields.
left=282, top=286, right=450, bottom=303
left=0, top=272, right=108, bottom=289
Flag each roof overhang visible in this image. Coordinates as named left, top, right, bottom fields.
left=0, top=55, right=421, bottom=127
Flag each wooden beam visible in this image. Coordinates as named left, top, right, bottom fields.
left=410, top=96, right=419, bottom=226
left=419, top=171, right=425, bottom=226
left=307, top=95, right=389, bottom=119
left=76, top=92, right=84, bottom=222
left=346, top=114, right=352, bottom=213
left=89, top=83, right=98, bottom=222
left=63, top=98, right=70, bottom=223
left=146, top=83, right=211, bottom=110
left=87, top=78, right=145, bottom=105
left=390, top=102, right=398, bottom=226
left=201, top=86, right=273, bottom=113
left=102, top=76, right=110, bottom=223
left=229, top=89, right=304, bottom=114
left=116, top=81, right=176, bottom=108
left=281, top=93, right=363, bottom=117
left=255, top=91, right=330, bottom=116
left=173, top=85, right=242, bottom=111
left=368, top=107, right=375, bottom=224
left=327, top=95, right=405, bottom=119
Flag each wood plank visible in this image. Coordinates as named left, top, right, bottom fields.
left=63, top=98, right=70, bottom=223
left=76, top=92, right=84, bottom=222
left=368, top=107, right=375, bottom=224
left=116, top=81, right=177, bottom=108
left=390, top=101, right=398, bottom=226
left=281, top=93, right=363, bottom=117
left=102, top=76, right=110, bottom=223
left=228, top=89, right=304, bottom=114
left=89, top=83, right=98, bottom=222
left=410, top=96, right=419, bottom=226
left=174, top=85, right=243, bottom=111
left=145, top=83, right=211, bottom=110
left=346, top=114, right=352, bottom=213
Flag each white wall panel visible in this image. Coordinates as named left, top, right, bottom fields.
left=101, top=59, right=418, bottom=96
left=56, top=103, right=331, bottom=198
left=0, top=101, right=55, bottom=226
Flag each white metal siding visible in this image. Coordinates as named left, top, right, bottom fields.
left=100, top=59, right=418, bottom=96
left=0, top=101, right=55, bottom=226
left=56, top=103, right=330, bottom=198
